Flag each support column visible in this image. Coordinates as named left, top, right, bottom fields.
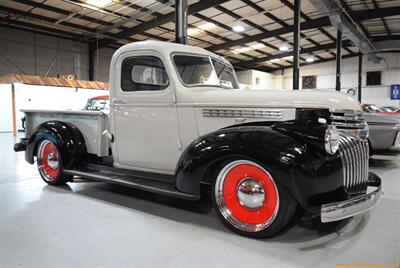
left=336, top=30, right=342, bottom=92
left=358, top=53, right=363, bottom=102
left=89, top=42, right=95, bottom=81
left=175, top=0, right=188, bottom=44
left=292, top=0, right=300, bottom=90
left=11, top=83, right=17, bottom=136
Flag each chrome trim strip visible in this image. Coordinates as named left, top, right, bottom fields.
left=202, top=108, right=284, bottom=120
left=321, top=175, right=382, bottom=223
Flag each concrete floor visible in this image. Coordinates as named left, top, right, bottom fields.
left=1, top=133, right=399, bottom=268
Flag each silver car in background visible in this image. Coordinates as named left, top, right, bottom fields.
left=364, top=112, right=400, bottom=155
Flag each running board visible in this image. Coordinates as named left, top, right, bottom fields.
left=63, top=167, right=200, bottom=201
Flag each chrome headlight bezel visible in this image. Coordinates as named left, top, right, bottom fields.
left=325, top=125, right=340, bottom=155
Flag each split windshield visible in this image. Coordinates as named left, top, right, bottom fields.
left=173, top=54, right=239, bottom=89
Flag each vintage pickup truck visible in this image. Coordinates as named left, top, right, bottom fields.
left=15, top=41, right=382, bottom=238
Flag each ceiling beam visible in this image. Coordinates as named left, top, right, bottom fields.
left=11, top=0, right=113, bottom=27
left=207, top=6, right=400, bottom=52
left=255, top=52, right=359, bottom=72
left=7, top=0, right=171, bottom=43
left=236, top=40, right=353, bottom=68
left=0, top=18, right=86, bottom=42
left=97, top=0, right=227, bottom=48
left=371, top=0, right=392, bottom=36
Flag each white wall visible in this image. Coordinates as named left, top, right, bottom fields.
left=0, top=84, right=12, bottom=132
left=278, top=53, right=400, bottom=107
left=237, top=53, right=400, bottom=107
left=0, top=83, right=108, bottom=132
left=236, top=69, right=276, bottom=90
left=0, top=27, right=114, bottom=82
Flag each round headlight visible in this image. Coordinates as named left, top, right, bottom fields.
left=325, top=125, right=340, bottom=155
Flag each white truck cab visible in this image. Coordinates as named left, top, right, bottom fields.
left=15, top=41, right=382, bottom=238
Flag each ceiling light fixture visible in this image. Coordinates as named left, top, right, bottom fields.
left=233, top=47, right=251, bottom=54
left=86, top=0, right=112, bottom=7
left=270, top=58, right=281, bottom=63
left=282, top=55, right=293, bottom=60
left=250, top=43, right=265, bottom=49
left=306, top=57, right=315, bottom=63
left=187, top=28, right=199, bottom=36
left=279, top=43, right=289, bottom=51
left=198, top=22, right=216, bottom=30
left=233, top=43, right=265, bottom=54
left=232, top=25, right=245, bottom=32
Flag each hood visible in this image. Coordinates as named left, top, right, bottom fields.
left=183, top=88, right=362, bottom=111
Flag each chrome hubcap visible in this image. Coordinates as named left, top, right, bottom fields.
left=47, top=152, right=59, bottom=169
left=237, top=178, right=265, bottom=209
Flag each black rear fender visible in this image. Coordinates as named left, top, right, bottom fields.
left=25, top=121, right=87, bottom=169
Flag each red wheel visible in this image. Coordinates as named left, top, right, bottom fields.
left=37, top=139, right=71, bottom=185
left=212, top=160, right=297, bottom=238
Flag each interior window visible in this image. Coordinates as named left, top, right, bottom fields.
left=121, top=56, right=169, bottom=92
left=173, top=55, right=219, bottom=86
left=211, top=59, right=239, bottom=89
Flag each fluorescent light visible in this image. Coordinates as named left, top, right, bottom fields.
left=198, top=22, right=216, bottom=30
left=250, top=43, right=265, bottom=49
left=279, top=43, right=289, bottom=51
left=270, top=58, right=281, bottom=62
left=232, top=25, right=245, bottom=32
left=282, top=55, right=293, bottom=60
left=306, top=57, right=315, bottom=63
left=187, top=28, right=199, bottom=36
left=233, top=47, right=251, bottom=54
left=233, top=43, right=266, bottom=54
left=86, top=0, right=112, bottom=7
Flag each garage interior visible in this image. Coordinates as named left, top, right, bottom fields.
left=0, top=0, right=400, bottom=267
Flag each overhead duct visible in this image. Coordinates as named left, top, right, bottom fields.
left=309, top=0, right=382, bottom=63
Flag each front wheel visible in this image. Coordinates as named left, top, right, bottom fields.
left=212, top=160, right=297, bottom=238
left=36, top=139, right=72, bottom=185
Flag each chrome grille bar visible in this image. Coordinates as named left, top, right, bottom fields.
left=330, top=110, right=367, bottom=130
left=338, top=135, right=369, bottom=195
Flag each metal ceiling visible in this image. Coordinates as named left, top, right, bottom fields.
left=0, top=0, right=399, bottom=72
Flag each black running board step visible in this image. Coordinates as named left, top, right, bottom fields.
left=64, top=168, right=200, bottom=201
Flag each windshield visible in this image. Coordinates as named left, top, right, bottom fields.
left=173, top=54, right=239, bottom=89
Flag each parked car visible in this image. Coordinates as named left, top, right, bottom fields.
left=362, top=103, right=383, bottom=113
left=364, top=112, right=400, bottom=154
left=380, top=106, right=399, bottom=112
left=363, top=103, right=400, bottom=115
left=14, top=41, right=382, bottom=238
left=379, top=108, right=400, bottom=115
left=83, top=95, right=110, bottom=111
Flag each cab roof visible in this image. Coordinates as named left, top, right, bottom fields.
left=112, top=40, right=230, bottom=65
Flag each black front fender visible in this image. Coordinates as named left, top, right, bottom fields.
left=175, top=125, right=345, bottom=214
left=175, top=126, right=312, bottom=196
left=25, top=121, right=87, bottom=169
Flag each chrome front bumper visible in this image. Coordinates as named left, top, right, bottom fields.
left=321, top=173, right=383, bottom=223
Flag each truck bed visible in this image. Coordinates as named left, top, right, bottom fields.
left=23, top=109, right=110, bottom=157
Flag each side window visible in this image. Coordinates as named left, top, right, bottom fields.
left=121, top=56, right=169, bottom=92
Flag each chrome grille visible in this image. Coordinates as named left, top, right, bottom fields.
left=202, top=108, right=283, bottom=119
left=330, top=110, right=366, bottom=130
left=338, top=135, right=369, bottom=196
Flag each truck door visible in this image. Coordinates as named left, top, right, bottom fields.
left=110, top=51, right=181, bottom=174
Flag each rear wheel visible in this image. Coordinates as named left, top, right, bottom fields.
left=36, top=139, right=72, bottom=185
left=212, top=160, right=297, bottom=238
